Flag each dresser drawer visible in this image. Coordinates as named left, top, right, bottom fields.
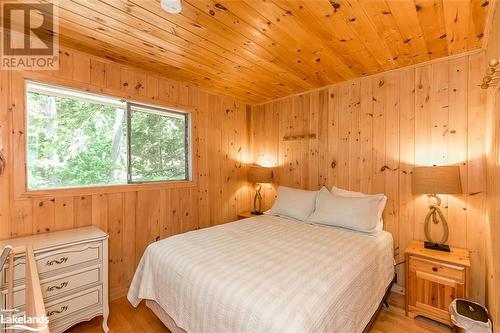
left=46, top=286, right=102, bottom=322
left=10, top=286, right=102, bottom=327
left=7, top=266, right=101, bottom=308
left=409, top=256, right=465, bottom=283
left=6, top=242, right=102, bottom=284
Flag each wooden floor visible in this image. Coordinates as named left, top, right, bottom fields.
left=68, top=292, right=451, bottom=333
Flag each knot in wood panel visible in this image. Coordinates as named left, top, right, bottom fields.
left=328, top=0, right=341, bottom=12
left=0, top=150, right=5, bottom=176
left=380, top=165, right=398, bottom=172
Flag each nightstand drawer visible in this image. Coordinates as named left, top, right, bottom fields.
left=410, top=256, right=465, bottom=283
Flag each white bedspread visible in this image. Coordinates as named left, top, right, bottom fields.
left=128, top=215, right=394, bottom=333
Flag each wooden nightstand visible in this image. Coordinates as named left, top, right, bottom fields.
left=405, top=240, right=470, bottom=326
left=237, top=211, right=261, bottom=220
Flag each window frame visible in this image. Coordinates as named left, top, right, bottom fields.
left=23, top=79, right=193, bottom=193
left=126, top=102, right=191, bottom=184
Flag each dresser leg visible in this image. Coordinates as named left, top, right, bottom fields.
left=102, top=311, right=110, bottom=333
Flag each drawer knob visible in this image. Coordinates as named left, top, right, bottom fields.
left=47, top=281, right=68, bottom=292
left=432, top=267, right=438, bottom=272
left=47, top=305, right=68, bottom=316
left=46, top=257, right=68, bottom=266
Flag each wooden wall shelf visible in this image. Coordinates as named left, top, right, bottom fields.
left=282, top=133, right=316, bottom=141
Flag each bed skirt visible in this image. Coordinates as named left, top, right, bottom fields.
left=145, top=300, right=187, bottom=333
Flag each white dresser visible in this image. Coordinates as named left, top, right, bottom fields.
left=0, top=226, right=109, bottom=333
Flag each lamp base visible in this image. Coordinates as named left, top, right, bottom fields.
left=251, top=210, right=264, bottom=215
left=424, top=241, right=450, bottom=252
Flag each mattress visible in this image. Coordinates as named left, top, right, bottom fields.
left=128, top=215, right=394, bottom=333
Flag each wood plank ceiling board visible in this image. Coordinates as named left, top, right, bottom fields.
left=61, top=1, right=289, bottom=98
left=234, top=0, right=363, bottom=79
left=96, top=0, right=308, bottom=96
left=268, top=0, right=383, bottom=74
left=385, top=0, right=430, bottom=64
left=180, top=0, right=341, bottom=83
left=414, top=0, right=449, bottom=59
left=13, top=0, right=492, bottom=103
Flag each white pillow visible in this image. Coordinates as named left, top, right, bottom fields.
left=265, top=186, right=320, bottom=221
left=308, top=188, right=387, bottom=233
left=331, top=186, right=386, bottom=231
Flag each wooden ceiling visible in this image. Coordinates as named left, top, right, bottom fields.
left=33, top=0, right=492, bottom=103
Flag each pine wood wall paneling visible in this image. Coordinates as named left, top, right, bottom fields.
left=337, top=84, right=352, bottom=190
left=250, top=53, right=488, bottom=302
left=370, top=75, right=386, bottom=199
left=121, top=191, right=138, bottom=299
left=0, top=70, right=11, bottom=239
left=234, top=103, right=251, bottom=218
left=348, top=83, right=362, bottom=192
left=11, top=201, right=33, bottom=237
left=359, top=79, right=374, bottom=194
left=429, top=61, right=450, bottom=245
left=11, top=71, right=26, bottom=201
left=317, top=89, right=330, bottom=189
left=414, top=63, right=431, bottom=243
left=307, top=91, right=320, bottom=190
left=447, top=58, right=468, bottom=249
left=221, top=99, right=236, bottom=221
left=135, top=190, right=162, bottom=266
left=107, top=193, right=124, bottom=299
left=0, top=47, right=252, bottom=300
left=398, top=68, right=416, bottom=290
left=383, top=73, right=400, bottom=259
left=194, top=91, right=211, bottom=230
left=54, top=197, right=75, bottom=231
left=267, top=101, right=280, bottom=207
left=74, top=196, right=92, bottom=228
left=467, top=53, right=487, bottom=302
left=250, top=103, right=279, bottom=210
left=207, top=95, right=223, bottom=225
left=485, top=1, right=500, bottom=329
left=486, top=86, right=500, bottom=332
left=327, top=87, right=340, bottom=190
left=91, top=194, right=108, bottom=233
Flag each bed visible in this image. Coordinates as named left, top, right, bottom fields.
left=127, top=215, right=394, bottom=333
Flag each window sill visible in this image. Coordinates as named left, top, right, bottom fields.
left=18, top=180, right=198, bottom=199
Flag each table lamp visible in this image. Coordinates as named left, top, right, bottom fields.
left=248, top=166, right=273, bottom=215
left=412, top=166, right=462, bottom=252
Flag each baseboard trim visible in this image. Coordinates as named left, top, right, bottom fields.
left=110, top=285, right=130, bottom=301
left=391, top=284, right=405, bottom=295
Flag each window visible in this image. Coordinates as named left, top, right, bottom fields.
left=128, top=103, right=189, bottom=183
left=26, top=82, right=190, bottom=190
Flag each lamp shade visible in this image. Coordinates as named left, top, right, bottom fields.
left=412, top=166, right=462, bottom=194
left=248, top=166, right=273, bottom=184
